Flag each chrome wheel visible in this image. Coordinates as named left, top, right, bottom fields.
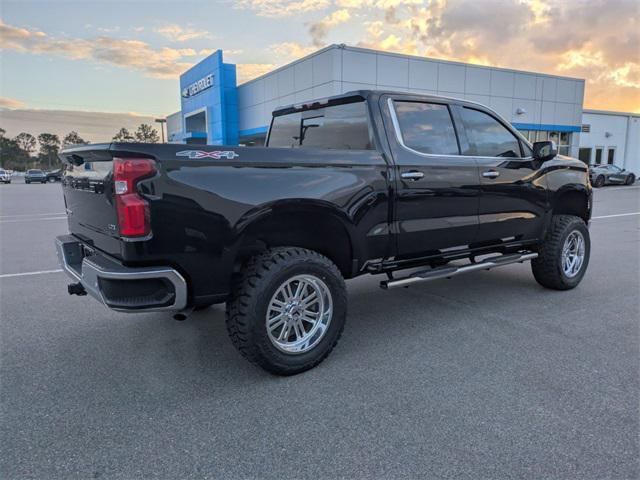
left=266, top=274, right=333, bottom=354
left=561, top=230, right=585, bottom=278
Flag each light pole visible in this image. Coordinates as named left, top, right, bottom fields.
left=155, top=118, right=167, bottom=143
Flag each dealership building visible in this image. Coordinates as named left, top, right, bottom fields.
left=167, top=44, right=638, bottom=173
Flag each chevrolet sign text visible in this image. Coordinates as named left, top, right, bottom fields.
left=182, top=74, right=214, bottom=98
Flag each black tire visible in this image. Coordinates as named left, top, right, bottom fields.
left=593, top=175, right=605, bottom=188
left=626, top=174, right=635, bottom=185
left=226, top=247, right=347, bottom=376
left=531, top=215, right=590, bottom=290
left=25, top=181, right=30, bottom=184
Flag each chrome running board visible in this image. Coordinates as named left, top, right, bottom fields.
left=380, top=252, right=538, bottom=289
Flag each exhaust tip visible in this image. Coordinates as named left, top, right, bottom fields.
left=173, top=313, right=188, bottom=321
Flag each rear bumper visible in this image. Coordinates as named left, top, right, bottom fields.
left=55, top=234, right=188, bottom=312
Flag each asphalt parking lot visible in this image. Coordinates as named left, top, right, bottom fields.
left=1, top=178, right=639, bottom=479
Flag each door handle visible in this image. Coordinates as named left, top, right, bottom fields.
left=401, top=171, right=425, bottom=181
left=482, top=170, right=500, bottom=179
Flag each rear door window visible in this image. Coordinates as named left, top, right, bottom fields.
left=268, top=100, right=373, bottom=150
left=459, top=107, right=522, bottom=158
left=393, top=101, right=460, bottom=155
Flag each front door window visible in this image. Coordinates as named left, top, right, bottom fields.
left=458, top=107, right=521, bottom=158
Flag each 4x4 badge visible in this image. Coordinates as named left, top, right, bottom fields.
left=176, top=150, right=239, bottom=160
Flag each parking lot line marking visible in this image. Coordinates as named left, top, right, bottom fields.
left=0, top=269, right=63, bottom=279
left=595, top=186, right=640, bottom=192
left=592, top=212, right=640, bottom=219
left=0, top=216, right=67, bottom=224
left=0, top=212, right=66, bottom=219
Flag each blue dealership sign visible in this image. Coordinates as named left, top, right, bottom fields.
left=179, top=50, right=238, bottom=145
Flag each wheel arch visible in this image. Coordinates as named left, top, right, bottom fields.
left=551, top=186, right=592, bottom=223
left=233, top=200, right=359, bottom=278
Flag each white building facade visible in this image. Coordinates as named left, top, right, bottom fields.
left=579, top=110, right=640, bottom=174
left=169, top=44, right=586, bottom=157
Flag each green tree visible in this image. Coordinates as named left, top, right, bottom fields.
left=112, top=127, right=134, bottom=142
left=63, top=131, right=87, bottom=146
left=14, top=132, right=37, bottom=155
left=0, top=137, right=30, bottom=170
left=37, top=133, right=61, bottom=169
left=0, top=127, right=5, bottom=138
left=134, top=124, right=159, bottom=143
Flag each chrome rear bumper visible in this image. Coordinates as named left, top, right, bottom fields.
left=55, top=234, right=188, bottom=312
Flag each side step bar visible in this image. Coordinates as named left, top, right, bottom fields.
left=380, top=252, right=538, bottom=289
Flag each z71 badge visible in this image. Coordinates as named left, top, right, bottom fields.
left=176, top=150, right=239, bottom=160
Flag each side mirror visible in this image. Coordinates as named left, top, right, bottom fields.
left=532, top=141, right=557, bottom=161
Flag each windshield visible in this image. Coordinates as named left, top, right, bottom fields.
left=28, top=170, right=43, bottom=174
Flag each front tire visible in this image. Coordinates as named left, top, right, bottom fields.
left=626, top=174, right=636, bottom=185
left=594, top=175, right=605, bottom=188
left=226, top=247, right=347, bottom=376
left=532, top=215, right=590, bottom=290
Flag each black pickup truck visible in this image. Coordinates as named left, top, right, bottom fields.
left=56, top=90, right=592, bottom=375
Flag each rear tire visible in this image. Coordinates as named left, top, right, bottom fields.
left=594, top=175, right=605, bottom=188
left=226, top=247, right=347, bottom=376
left=532, top=215, right=590, bottom=290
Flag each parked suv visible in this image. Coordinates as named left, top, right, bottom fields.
left=25, top=169, right=47, bottom=184
left=0, top=169, right=11, bottom=184
left=56, top=91, right=592, bottom=375
left=46, top=169, right=63, bottom=183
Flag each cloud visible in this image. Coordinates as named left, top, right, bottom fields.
left=0, top=19, right=195, bottom=78
left=309, top=9, right=351, bottom=46
left=236, top=63, right=277, bottom=83
left=339, top=0, right=639, bottom=112
left=235, top=0, right=331, bottom=17
left=0, top=97, right=26, bottom=110
left=154, top=24, right=213, bottom=42
left=269, top=42, right=318, bottom=62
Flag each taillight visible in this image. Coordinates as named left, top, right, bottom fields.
left=113, top=158, right=156, bottom=238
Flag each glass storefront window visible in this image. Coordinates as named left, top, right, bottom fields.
left=515, top=129, right=572, bottom=156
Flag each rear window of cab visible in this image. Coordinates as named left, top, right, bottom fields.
left=268, top=100, right=373, bottom=150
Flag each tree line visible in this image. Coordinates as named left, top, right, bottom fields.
left=0, top=123, right=160, bottom=171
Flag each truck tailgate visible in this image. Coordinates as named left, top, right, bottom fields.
left=60, top=145, right=122, bottom=257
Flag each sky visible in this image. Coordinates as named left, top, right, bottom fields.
left=0, top=0, right=638, bottom=142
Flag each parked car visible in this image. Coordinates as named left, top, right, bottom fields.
left=46, top=169, right=62, bottom=183
left=589, top=164, right=636, bottom=187
left=0, top=169, right=11, bottom=184
left=25, top=169, right=47, bottom=184
left=55, top=90, right=592, bottom=375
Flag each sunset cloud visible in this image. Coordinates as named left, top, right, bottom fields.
left=309, top=8, right=351, bottom=46
left=0, top=97, right=26, bottom=110
left=1, top=0, right=637, bottom=112
left=297, top=0, right=639, bottom=112
left=154, top=24, right=213, bottom=42
left=236, top=63, right=276, bottom=83
left=235, top=0, right=331, bottom=17
left=0, top=19, right=195, bottom=78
